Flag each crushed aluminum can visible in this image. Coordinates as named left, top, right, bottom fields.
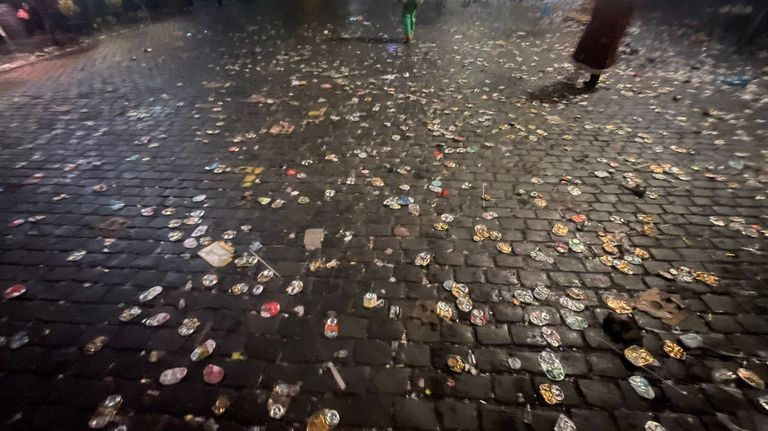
left=144, top=312, right=170, bottom=327
left=456, top=296, right=473, bottom=312
left=286, top=280, right=304, bottom=295
left=628, top=375, right=655, bottom=400
left=192, top=194, right=207, bottom=203
left=565, top=288, right=585, bottom=300
left=514, top=289, right=537, bottom=305
left=559, top=296, right=584, bottom=312
left=554, top=242, right=568, bottom=254
left=451, top=283, right=469, bottom=299
left=161, top=208, right=176, bottom=216
left=257, top=269, right=275, bottom=283
left=539, top=349, right=565, bottom=381
left=624, top=254, right=642, bottom=265
left=436, top=301, right=455, bottom=321
left=389, top=305, right=401, bottom=319
left=222, top=230, right=237, bottom=240
left=440, top=213, right=455, bottom=223
left=539, top=383, right=565, bottom=405
left=191, top=225, right=208, bottom=238
left=307, top=408, right=340, bottom=431
left=736, top=368, right=765, bottom=389
left=159, top=367, right=187, bottom=385
left=528, top=309, right=551, bottom=326
left=119, top=306, right=142, bottom=322
left=633, top=248, right=650, bottom=260
left=252, top=284, right=264, bottom=296
left=554, top=414, right=577, bottom=431
left=433, top=222, right=449, bottom=231
left=541, top=327, right=561, bottom=347
left=168, top=219, right=182, bottom=228
left=3, top=284, right=26, bottom=299
left=414, top=252, right=431, bottom=267
left=552, top=223, right=569, bottom=237
left=598, top=255, right=614, bottom=267
left=533, top=197, right=547, bottom=208
left=568, top=239, right=586, bottom=253
left=443, top=280, right=457, bottom=291
left=470, top=308, right=489, bottom=326
left=88, top=394, right=123, bottom=429
left=482, top=211, right=498, bottom=220
left=604, top=296, right=633, bottom=314
left=178, top=317, right=201, bottom=336
left=363, top=292, right=383, bottom=309
left=712, top=369, right=737, bottom=383
left=191, top=339, right=216, bottom=362
left=488, top=231, right=502, bottom=241
left=183, top=238, right=198, bottom=249
left=139, top=286, right=163, bottom=303
left=9, top=331, right=29, bottom=349
left=447, top=355, right=466, bottom=373
left=260, top=301, right=280, bottom=318
left=473, top=224, right=490, bottom=241
left=212, top=394, right=230, bottom=416
left=202, top=274, right=219, bottom=287
left=140, top=207, right=155, bottom=216
left=229, top=283, right=249, bottom=295
left=407, top=204, right=420, bottom=216
left=694, top=271, right=719, bottom=287
left=508, top=357, right=522, bottom=370
left=663, top=340, right=686, bottom=360
left=645, top=421, right=667, bottom=431
left=496, top=242, right=512, bottom=254
left=324, top=317, right=339, bottom=338
left=84, top=335, right=109, bottom=354
left=562, top=311, right=588, bottom=330
left=529, top=247, right=553, bottom=263
left=203, top=364, right=225, bottom=385
left=67, top=250, right=87, bottom=262
left=613, top=259, right=634, bottom=275
left=570, top=214, right=587, bottom=224
left=759, top=394, right=768, bottom=412
left=533, top=286, right=551, bottom=301
left=168, top=231, right=183, bottom=242
left=267, top=382, right=302, bottom=419
left=624, top=345, right=656, bottom=367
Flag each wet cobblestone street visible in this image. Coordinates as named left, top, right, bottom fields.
left=0, top=0, right=767, bottom=430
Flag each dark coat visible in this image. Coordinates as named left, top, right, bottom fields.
left=572, top=0, right=634, bottom=72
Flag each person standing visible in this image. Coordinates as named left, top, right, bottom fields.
left=572, top=0, right=633, bottom=89
left=28, top=0, right=61, bottom=45
left=400, top=0, right=422, bottom=44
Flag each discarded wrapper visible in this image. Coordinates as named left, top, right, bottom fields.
left=198, top=241, right=234, bottom=267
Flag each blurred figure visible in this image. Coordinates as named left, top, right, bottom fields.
left=28, top=0, right=61, bottom=44
left=572, top=0, right=633, bottom=89
left=400, top=0, right=422, bottom=44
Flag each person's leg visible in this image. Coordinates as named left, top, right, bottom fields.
left=402, top=7, right=413, bottom=42
left=409, top=8, right=417, bottom=40
left=584, top=73, right=600, bottom=89
left=41, top=13, right=59, bottom=45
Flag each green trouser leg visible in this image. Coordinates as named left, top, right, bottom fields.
left=402, top=6, right=417, bottom=36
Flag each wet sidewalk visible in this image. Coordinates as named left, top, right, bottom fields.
left=0, top=0, right=766, bottom=430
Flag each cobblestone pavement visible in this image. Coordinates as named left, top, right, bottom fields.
left=1, top=1, right=767, bottom=430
